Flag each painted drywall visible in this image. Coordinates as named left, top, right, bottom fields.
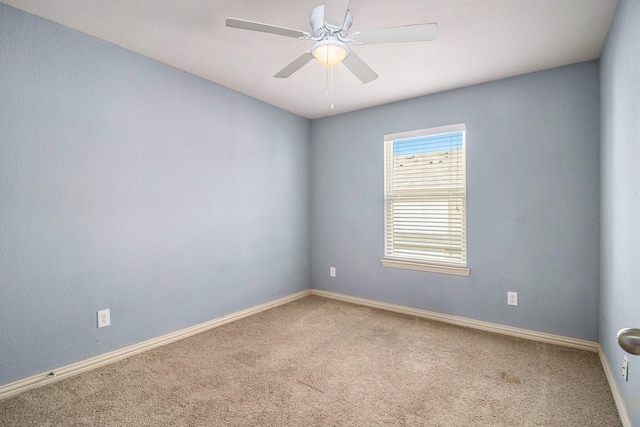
left=311, top=61, right=600, bottom=342
left=0, top=4, right=311, bottom=386
left=600, top=0, right=640, bottom=424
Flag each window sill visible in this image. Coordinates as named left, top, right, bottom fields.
left=380, top=259, right=470, bottom=276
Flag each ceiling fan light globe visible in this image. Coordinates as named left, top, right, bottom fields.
left=311, top=38, right=349, bottom=66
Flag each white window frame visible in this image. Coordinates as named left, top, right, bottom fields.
left=381, top=123, right=470, bottom=276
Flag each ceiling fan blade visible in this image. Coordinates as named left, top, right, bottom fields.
left=354, top=23, right=438, bottom=45
left=342, top=51, right=378, bottom=84
left=274, top=53, right=314, bottom=78
left=324, top=0, right=351, bottom=28
left=226, top=18, right=309, bottom=39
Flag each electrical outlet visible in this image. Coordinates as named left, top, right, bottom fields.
left=507, top=291, right=518, bottom=306
left=330, top=267, right=336, bottom=278
left=622, top=356, right=629, bottom=381
left=97, top=309, right=110, bottom=328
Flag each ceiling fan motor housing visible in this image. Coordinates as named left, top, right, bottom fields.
left=310, top=5, right=352, bottom=38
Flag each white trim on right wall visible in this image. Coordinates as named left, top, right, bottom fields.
left=311, top=289, right=598, bottom=351
left=599, top=347, right=632, bottom=427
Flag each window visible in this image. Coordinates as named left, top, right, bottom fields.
left=381, top=124, right=469, bottom=276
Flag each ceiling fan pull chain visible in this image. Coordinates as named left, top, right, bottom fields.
left=325, top=63, right=330, bottom=96
left=330, top=66, right=335, bottom=110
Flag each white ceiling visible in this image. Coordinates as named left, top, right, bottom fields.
left=2, top=0, right=619, bottom=119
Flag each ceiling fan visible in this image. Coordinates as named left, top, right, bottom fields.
left=226, top=0, right=438, bottom=84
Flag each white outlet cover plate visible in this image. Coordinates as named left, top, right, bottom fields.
left=97, top=309, right=110, bottom=328
left=507, top=291, right=518, bottom=306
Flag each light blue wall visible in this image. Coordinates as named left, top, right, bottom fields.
left=311, top=62, right=600, bottom=341
left=0, top=4, right=310, bottom=386
left=600, top=0, right=640, bottom=424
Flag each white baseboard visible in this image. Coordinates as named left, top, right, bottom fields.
left=3, top=287, right=630, bottom=426
left=311, top=289, right=599, bottom=352
left=0, top=290, right=311, bottom=401
left=598, top=347, right=632, bottom=427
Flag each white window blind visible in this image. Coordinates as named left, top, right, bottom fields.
left=384, top=124, right=467, bottom=270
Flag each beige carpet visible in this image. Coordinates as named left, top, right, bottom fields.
left=0, top=296, right=621, bottom=426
